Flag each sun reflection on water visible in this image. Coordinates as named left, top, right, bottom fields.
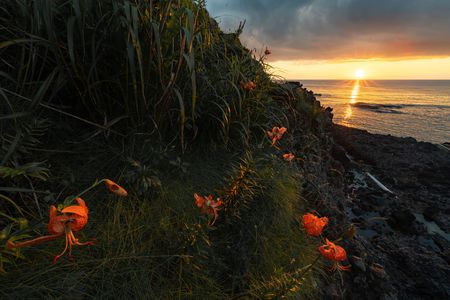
left=350, top=80, right=360, bottom=104
left=343, top=80, right=363, bottom=124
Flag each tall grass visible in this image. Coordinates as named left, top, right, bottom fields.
left=0, top=0, right=326, bottom=298
left=1, top=0, right=278, bottom=149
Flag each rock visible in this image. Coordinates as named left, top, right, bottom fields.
left=381, top=292, right=398, bottom=300
left=332, top=144, right=351, bottom=168
left=352, top=206, right=363, bottom=216
left=351, top=256, right=366, bottom=272
left=353, top=275, right=368, bottom=288
left=432, top=234, right=450, bottom=252
left=370, top=263, right=388, bottom=280
left=388, top=209, right=416, bottom=233
left=324, top=283, right=340, bottom=298
left=423, top=206, right=439, bottom=221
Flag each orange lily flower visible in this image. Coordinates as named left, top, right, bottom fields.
left=283, top=153, right=295, bottom=161
left=61, top=197, right=89, bottom=232
left=104, top=179, right=128, bottom=197
left=240, top=81, right=256, bottom=91
left=302, top=213, right=328, bottom=236
left=48, top=205, right=70, bottom=235
left=7, top=198, right=95, bottom=263
left=194, top=193, right=223, bottom=226
left=264, top=48, right=271, bottom=55
left=318, top=239, right=351, bottom=271
left=267, top=127, right=287, bottom=145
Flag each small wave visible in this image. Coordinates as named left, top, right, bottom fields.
left=401, top=103, right=450, bottom=109
left=352, top=102, right=450, bottom=109
left=351, top=102, right=404, bottom=114
left=351, top=102, right=450, bottom=114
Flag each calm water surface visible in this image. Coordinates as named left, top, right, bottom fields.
left=300, top=80, right=450, bottom=144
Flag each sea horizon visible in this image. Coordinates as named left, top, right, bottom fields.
left=290, top=79, right=450, bottom=81
left=296, top=79, right=450, bottom=144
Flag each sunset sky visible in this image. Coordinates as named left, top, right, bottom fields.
left=207, top=0, right=450, bottom=79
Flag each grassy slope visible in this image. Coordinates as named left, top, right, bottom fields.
left=0, top=0, right=328, bottom=298
left=1, top=146, right=318, bottom=299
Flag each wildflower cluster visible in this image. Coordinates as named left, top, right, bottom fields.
left=193, top=124, right=291, bottom=227
left=266, top=126, right=297, bottom=162
left=302, top=213, right=351, bottom=272
left=6, top=179, right=127, bottom=263
left=263, top=124, right=350, bottom=274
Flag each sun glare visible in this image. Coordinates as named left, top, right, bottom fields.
left=355, top=69, right=365, bottom=79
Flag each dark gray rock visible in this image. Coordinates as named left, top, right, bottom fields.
left=351, top=256, right=367, bottom=272
left=388, top=209, right=416, bottom=233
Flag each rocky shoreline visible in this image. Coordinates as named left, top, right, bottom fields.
left=331, top=124, right=450, bottom=299
left=294, top=85, right=450, bottom=299
left=316, top=124, right=450, bottom=299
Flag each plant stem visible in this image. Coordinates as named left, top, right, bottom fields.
left=75, top=178, right=107, bottom=199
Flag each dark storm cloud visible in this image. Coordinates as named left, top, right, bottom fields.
left=207, top=0, right=450, bottom=60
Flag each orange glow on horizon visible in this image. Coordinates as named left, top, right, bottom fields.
left=271, top=57, right=450, bottom=80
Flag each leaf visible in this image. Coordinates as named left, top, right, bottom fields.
left=0, top=39, right=36, bottom=49
left=0, top=112, right=30, bottom=120
left=0, top=194, right=23, bottom=215
left=0, top=224, right=12, bottom=239
left=29, top=68, right=59, bottom=111
left=1, top=131, right=21, bottom=166
left=8, top=234, right=32, bottom=243
left=67, top=16, right=76, bottom=64
left=173, top=88, right=185, bottom=149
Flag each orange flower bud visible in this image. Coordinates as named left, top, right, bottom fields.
left=240, top=81, right=256, bottom=91
left=283, top=153, right=295, bottom=161
left=105, top=179, right=128, bottom=197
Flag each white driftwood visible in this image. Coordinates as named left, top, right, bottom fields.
left=437, top=144, right=449, bottom=152
left=366, top=172, right=394, bottom=194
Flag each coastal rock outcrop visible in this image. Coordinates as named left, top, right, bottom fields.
left=331, top=124, right=450, bottom=299
left=292, top=82, right=450, bottom=299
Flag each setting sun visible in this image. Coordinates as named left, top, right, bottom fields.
left=355, top=69, right=365, bottom=79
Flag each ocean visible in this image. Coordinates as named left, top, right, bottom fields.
left=299, top=80, right=450, bottom=144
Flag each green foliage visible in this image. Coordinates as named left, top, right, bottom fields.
left=0, top=0, right=324, bottom=297
left=212, top=152, right=317, bottom=298
left=0, top=162, right=49, bottom=180
left=0, top=114, right=50, bottom=272
left=248, top=265, right=317, bottom=299
left=125, top=158, right=162, bottom=196
left=220, top=151, right=260, bottom=221
left=0, top=149, right=317, bottom=298
left=0, top=216, right=30, bottom=273
left=0, top=0, right=277, bottom=149
left=295, top=89, right=325, bottom=121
